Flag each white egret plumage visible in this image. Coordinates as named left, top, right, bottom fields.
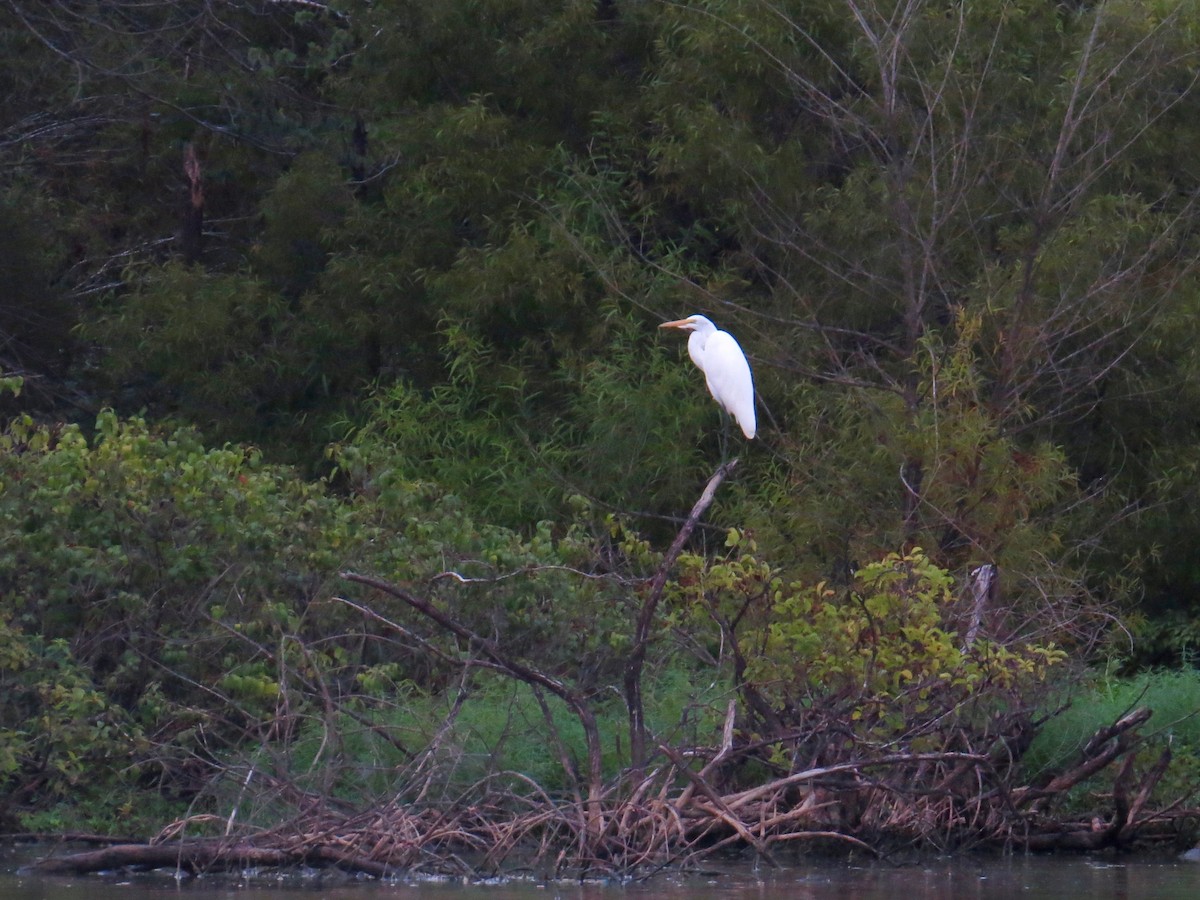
left=659, top=314, right=756, bottom=440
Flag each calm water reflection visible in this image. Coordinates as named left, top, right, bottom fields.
left=3, top=844, right=1198, bottom=899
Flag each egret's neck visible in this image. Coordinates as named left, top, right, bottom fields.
left=687, top=328, right=709, bottom=369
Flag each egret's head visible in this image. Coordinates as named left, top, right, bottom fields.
left=659, top=314, right=713, bottom=333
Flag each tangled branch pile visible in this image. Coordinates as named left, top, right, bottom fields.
left=30, top=703, right=1191, bottom=879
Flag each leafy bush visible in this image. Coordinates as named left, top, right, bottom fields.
left=669, top=542, right=1067, bottom=761
left=0, top=411, right=362, bottom=826
left=0, top=407, right=653, bottom=825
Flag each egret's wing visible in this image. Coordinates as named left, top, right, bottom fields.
left=703, top=331, right=756, bottom=439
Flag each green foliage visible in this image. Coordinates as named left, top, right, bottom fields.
left=0, top=405, right=653, bottom=825
left=0, top=619, right=142, bottom=827
left=90, top=267, right=286, bottom=434
left=0, top=410, right=355, bottom=824
left=763, top=549, right=1062, bottom=720
left=672, top=543, right=1065, bottom=751
left=751, top=309, right=1080, bottom=613
left=337, top=314, right=721, bottom=530
left=905, top=315, right=1078, bottom=573
left=0, top=374, right=22, bottom=399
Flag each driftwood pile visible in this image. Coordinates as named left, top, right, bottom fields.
left=26, top=702, right=1195, bottom=879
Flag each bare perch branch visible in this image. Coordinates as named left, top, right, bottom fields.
left=624, top=459, right=739, bottom=772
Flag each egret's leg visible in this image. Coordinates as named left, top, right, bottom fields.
left=718, top=409, right=731, bottom=463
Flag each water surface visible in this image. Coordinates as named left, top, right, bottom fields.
left=3, top=843, right=1198, bottom=899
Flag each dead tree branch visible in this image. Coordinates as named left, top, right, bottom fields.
left=625, top=459, right=739, bottom=771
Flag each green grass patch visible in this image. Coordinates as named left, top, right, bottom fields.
left=1021, top=669, right=1200, bottom=810
left=232, top=665, right=731, bottom=821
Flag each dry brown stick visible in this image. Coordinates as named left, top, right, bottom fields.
left=409, top=671, right=473, bottom=804
left=1085, top=707, right=1152, bottom=757
left=965, top=764, right=996, bottom=836
left=614, top=766, right=666, bottom=838
left=1105, top=751, right=1138, bottom=841
left=721, top=752, right=990, bottom=813
left=660, top=742, right=777, bottom=866
left=677, top=697, right=737, bottom=809
left=153, top=814, right=234, bottom=844
left=765, top=829, right=879, bottom=855
left=487, top=809, right=559, bottom=868
left=676, top=825, right=751, bottom=866
left=755, top=796, right=841, bottom=833
left=642, top=797, right=684, bottom=860
left=625, top=809, right=668, bottom=871
left=529, top=684, right=586, bottom=813
left=1128, top=746, right=1172, bottom=828
left=658, top=793, right=689, bottom=844
left=1125, top=798, right=1194, bottom=831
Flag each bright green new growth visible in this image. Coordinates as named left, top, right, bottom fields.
left=669, top=542, right=1066, bottom=754
left=760, top=550, right=1063, bottom=735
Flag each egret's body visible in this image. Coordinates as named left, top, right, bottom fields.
left=660, top=314, right=756, bottom=440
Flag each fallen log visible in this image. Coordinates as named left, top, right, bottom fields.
left=1, top=831, right=138, bottom=845
left=1011, top=825, right=1112, bottom=852
left=24, top=840, right=389, bottom=878
left=27, top=841, right=287, bottom=876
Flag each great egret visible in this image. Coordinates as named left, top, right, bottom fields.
left=659, top=314, right=756, bottom=440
